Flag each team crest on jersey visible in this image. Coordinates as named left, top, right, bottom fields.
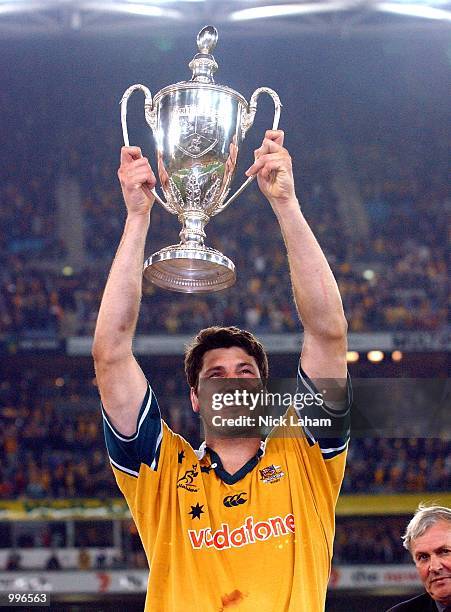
left=177, top=464, right=199, bottom=493
left=259, top=464, right=285, bottom=484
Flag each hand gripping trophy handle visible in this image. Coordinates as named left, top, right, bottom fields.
left=120, top=84, right=282, bottom=214
left=218, top=87, right=282, bottom=212
left=120, top=84, right=173, bottom=214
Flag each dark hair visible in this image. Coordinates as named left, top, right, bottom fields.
left=184, top=326, right=269, bottom=390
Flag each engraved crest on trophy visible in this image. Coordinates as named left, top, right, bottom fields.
left=177, top=111, right=219, bottom=158
left=120, top=25, right=281, bottom=293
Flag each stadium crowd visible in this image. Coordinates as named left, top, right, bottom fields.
left=2, top=9, right=450, bottom=339
left=333, top=517, right=412, bottom=565
left=0, top=514, right=414, bottom=569
left=0, top=147, right=447, bottom=338
left=0, top=371, right=449, bottom=501
left=0, top=71, right=449, bottom=338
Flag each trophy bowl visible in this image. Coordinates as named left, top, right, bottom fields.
left=121, top=25, right=281, bottom=293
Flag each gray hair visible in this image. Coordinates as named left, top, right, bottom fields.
left=402, top=504, right=451, bottom=554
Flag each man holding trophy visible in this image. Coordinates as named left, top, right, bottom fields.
left=93, top=27, right=350, bottom=612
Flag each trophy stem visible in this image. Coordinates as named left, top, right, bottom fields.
left=178, top=212, right=209, bottom=247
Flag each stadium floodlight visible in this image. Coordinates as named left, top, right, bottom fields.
left=346, top=351, right=360, bottom=363
left=0, top=1, right=51, bottom=16
left=386, top=0, right=450, bottom=5
left=363, top=269, right=375, bottom=281
left=229, top=2, right=350, bottom=21
left=375, top=2, right=451, bottom=19
left=122, top=0, right=202, bottom=3
left=79, top=1, right=182, bottom=18
left=367, top=350, right=384, bottom=362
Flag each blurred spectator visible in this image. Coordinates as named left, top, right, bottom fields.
left=78, top=548, right=91, bottom=570
left=45, top=551, right=62, bottom=570
left=95, top=549, right=107, bottom=569
left=5, top=551, right=22, bottom=571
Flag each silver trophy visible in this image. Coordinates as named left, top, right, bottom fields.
left=121, top=25, right=281, bottom=293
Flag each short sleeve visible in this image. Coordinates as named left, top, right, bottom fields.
left=295, top=364, right=352, bottom=459
left=101, top=382, right=162, bottom=477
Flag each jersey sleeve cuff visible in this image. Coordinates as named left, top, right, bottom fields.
left=296, top=364, right=352, bottom=458
left=102, top=382, right=163, bottom=473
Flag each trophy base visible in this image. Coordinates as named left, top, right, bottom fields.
left=143, top=245, right=236, bottom=293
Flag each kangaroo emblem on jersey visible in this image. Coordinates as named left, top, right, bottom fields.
left=177, top=464, right=199, bottom=493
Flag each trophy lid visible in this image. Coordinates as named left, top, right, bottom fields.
left=189, top=25, right=219, bottom=84
left=152, top=24, right=247, bottom=107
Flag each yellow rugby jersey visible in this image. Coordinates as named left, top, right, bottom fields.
left=102, top=366, right=351, bottom=612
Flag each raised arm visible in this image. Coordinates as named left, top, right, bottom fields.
left=92, top=146, right=156, bottom=436
left=246, top=130, right=347, bottom=381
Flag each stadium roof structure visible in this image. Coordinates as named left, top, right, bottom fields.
left=0, top=0, right=450, bottom=37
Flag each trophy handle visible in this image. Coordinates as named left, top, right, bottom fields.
left=219, top=87, right=282, bottom=211
left=120, top=84, right=172, bottom=213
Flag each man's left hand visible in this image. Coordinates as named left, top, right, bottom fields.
left=246, top=130, right=297, bottom=212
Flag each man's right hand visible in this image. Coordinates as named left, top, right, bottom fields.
left=118, top=146, right=157, bottom=217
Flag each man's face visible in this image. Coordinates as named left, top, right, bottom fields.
left=411, top=520, right=451, bottom=605
left=197, top=346, right=260, bottom=385
left=191, top=346, right=262, bottom=438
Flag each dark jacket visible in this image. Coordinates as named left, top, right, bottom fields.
left=386, top=592, right=439, bottom=612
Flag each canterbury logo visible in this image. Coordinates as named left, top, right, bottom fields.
left=223, top=493, right=247, bottom=507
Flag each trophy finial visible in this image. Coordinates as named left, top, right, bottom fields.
left=189, top=25, right=218, bottom=83
left=197, top=25, right=218, bottom=54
